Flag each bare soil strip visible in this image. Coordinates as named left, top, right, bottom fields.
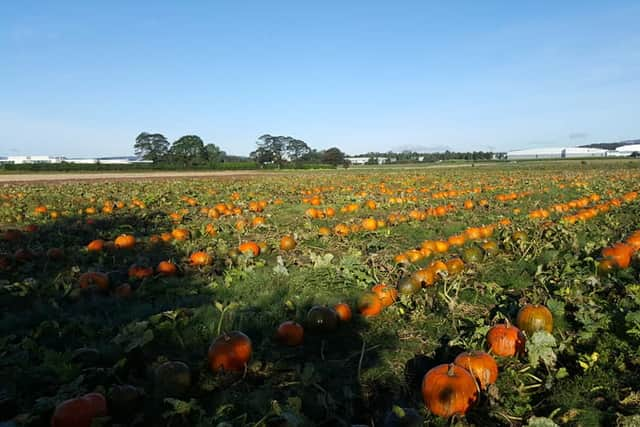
left=0, top=170, right=277, bottom=184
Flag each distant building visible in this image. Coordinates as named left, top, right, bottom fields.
left=346, top=157, right=382, bottom=165
left=506, top=147, right=622, bottom=160
left=346, top=156, right=398, bottom=165
left=0, top=155, right=65, bottom=164
left=615, top=144, right=640, bottom=155
left=0, top=155, right=151, bottom=165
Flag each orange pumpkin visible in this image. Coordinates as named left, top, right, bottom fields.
left=433, top=240, right=450, bottom=253
left=156, top=260, right=178, bottom=276
left=602, top=243, right=634, bottom=269
left=516, top=304, right=553, bottom=337
left=371, top=283, right=398, bottom=307
left=411, top=268, right=436, bottom=287
left=446, top=258, right=465, bottom=276
left=276, top=321, right=304, bottom=346
left=334, top=303, right=352, bottom=322
left=79, top=272, right=109, bottom=290
left=626, top=231, right=640, bottom=250
left=114, top=234, right=136, bottom=249
left=361, top=217, right=378, bottom=231
left=34, top=205, right=48, bottom=215
left=486, top=323, right=526, bottom=357
left=51, top=392, right=107, bottom=427
left=333, top=223, right=350, bottom=236
left=454, top=351, right=498, bottom=390
left=358, top=292, right=383, bottom=317
left=86, top=239, right=104, bottom=252
left=481, top=240, right=499, bottom=256
left=429, top=260, right=448, bottom=276
left=318, top=226, right=331, bottom=236
left=448, top=234, right=466, bottom=247
left=190, top=251, right=213, bottom=266
left=239, top=241, right=261, bottom=257
left=251, top=216, right=266, bottom=227
left=205, top=223, right=218, bottom=237
left=128, top=264, right=154, bottom=280
left=422, top=364, right=478, bottom=418
left=208, top=331, right=253, bottom=372
left=171, top=228, right=191, bottom=241
left=279, top=235, right=297, bottom=251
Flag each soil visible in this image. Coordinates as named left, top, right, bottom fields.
left=0, top=170, right=277, bottom=184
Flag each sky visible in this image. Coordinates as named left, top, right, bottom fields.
left=1, top=1, right=639, bottom=157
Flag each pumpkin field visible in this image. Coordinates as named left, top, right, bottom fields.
left=2, top=160, right=640, bottom=427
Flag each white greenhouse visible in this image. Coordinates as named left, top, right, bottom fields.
left=506, top=147, right=615, bottom=160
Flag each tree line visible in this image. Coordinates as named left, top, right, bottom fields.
left=134, top=132, right=348, bottom=168
left=359, top=150, right=499, bottom=164
left=134, top=133, right=227, bottom=167
left=249, top=134, right=347, bottom=167
left=134, top=132, right=502, bottom=169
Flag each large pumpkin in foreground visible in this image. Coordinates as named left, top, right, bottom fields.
left=422, top=364, right=478, bottom=418
left=51, top=392, right=107, bottom=427
left=208, top=331, right=253, bottom=372
left=453, top=351, right=498, bottom=390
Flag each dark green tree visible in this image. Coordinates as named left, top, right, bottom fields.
left=321, top=147, right=346, bottom=166
left=285, top=138, right=311, bottom=162
left=204, top=143, right=226, bottom=164
left=170, top=135, right=207, bottom=166
left=250, top=134, right=286, bottom=167
left=134, top=132, right=169, bottom=162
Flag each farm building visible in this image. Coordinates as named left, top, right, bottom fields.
left=346, top=156, right=396, bottom=165
left=0, top=156, right=66, bottom=164
left=506, top=147, right=615, bottom=160
left=0, top=156, right=150, bottom=164
left=616, top=144, right=640, bottom=155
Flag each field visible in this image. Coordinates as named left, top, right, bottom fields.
left=2, top=160, right=640, bottom=426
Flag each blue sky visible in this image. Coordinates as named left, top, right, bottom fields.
left=1, top=1, right=639, bottom=157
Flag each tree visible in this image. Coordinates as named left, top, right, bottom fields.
left=134, top=132, right=169, bottom=162
left=250, top=134, right=286, bottom=167
left=321, top=147, right=345, bottom=166
left=204, top=143, right=226, bottom=164
left=285, top=138, right=311, bottom=162
left=170, top=135, right=207, bottom=166
left=300, top=149, right=322, bottom=163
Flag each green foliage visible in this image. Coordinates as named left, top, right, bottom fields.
left=2, top=161, right=640, bottom=426
left=525, top=417, right=559, bottom=427
left=526, top=331, right=557, bottom=368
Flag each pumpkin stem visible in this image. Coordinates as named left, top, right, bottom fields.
left=447, top=363, right=456, bottom=376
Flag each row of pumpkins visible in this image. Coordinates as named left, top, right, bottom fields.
left=51, top=298, right=552, bottom=426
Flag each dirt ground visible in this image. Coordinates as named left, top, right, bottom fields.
left=0, top=170, right=277, bottom=184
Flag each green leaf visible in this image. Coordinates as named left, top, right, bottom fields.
left=272, top=256, right=289, bottom=276
left=525, top=416, right=559, bottom=427
left=625, top=311, right=640, bottom=339
left=555, top=367, right=568, bottom=379
left=546, top=298, right=565, bottom=317
left=309, top=252, right=334, bottom=268
left=527, top=331, right=557, bottom=368
left=286, top=397, right=302, bottom=412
